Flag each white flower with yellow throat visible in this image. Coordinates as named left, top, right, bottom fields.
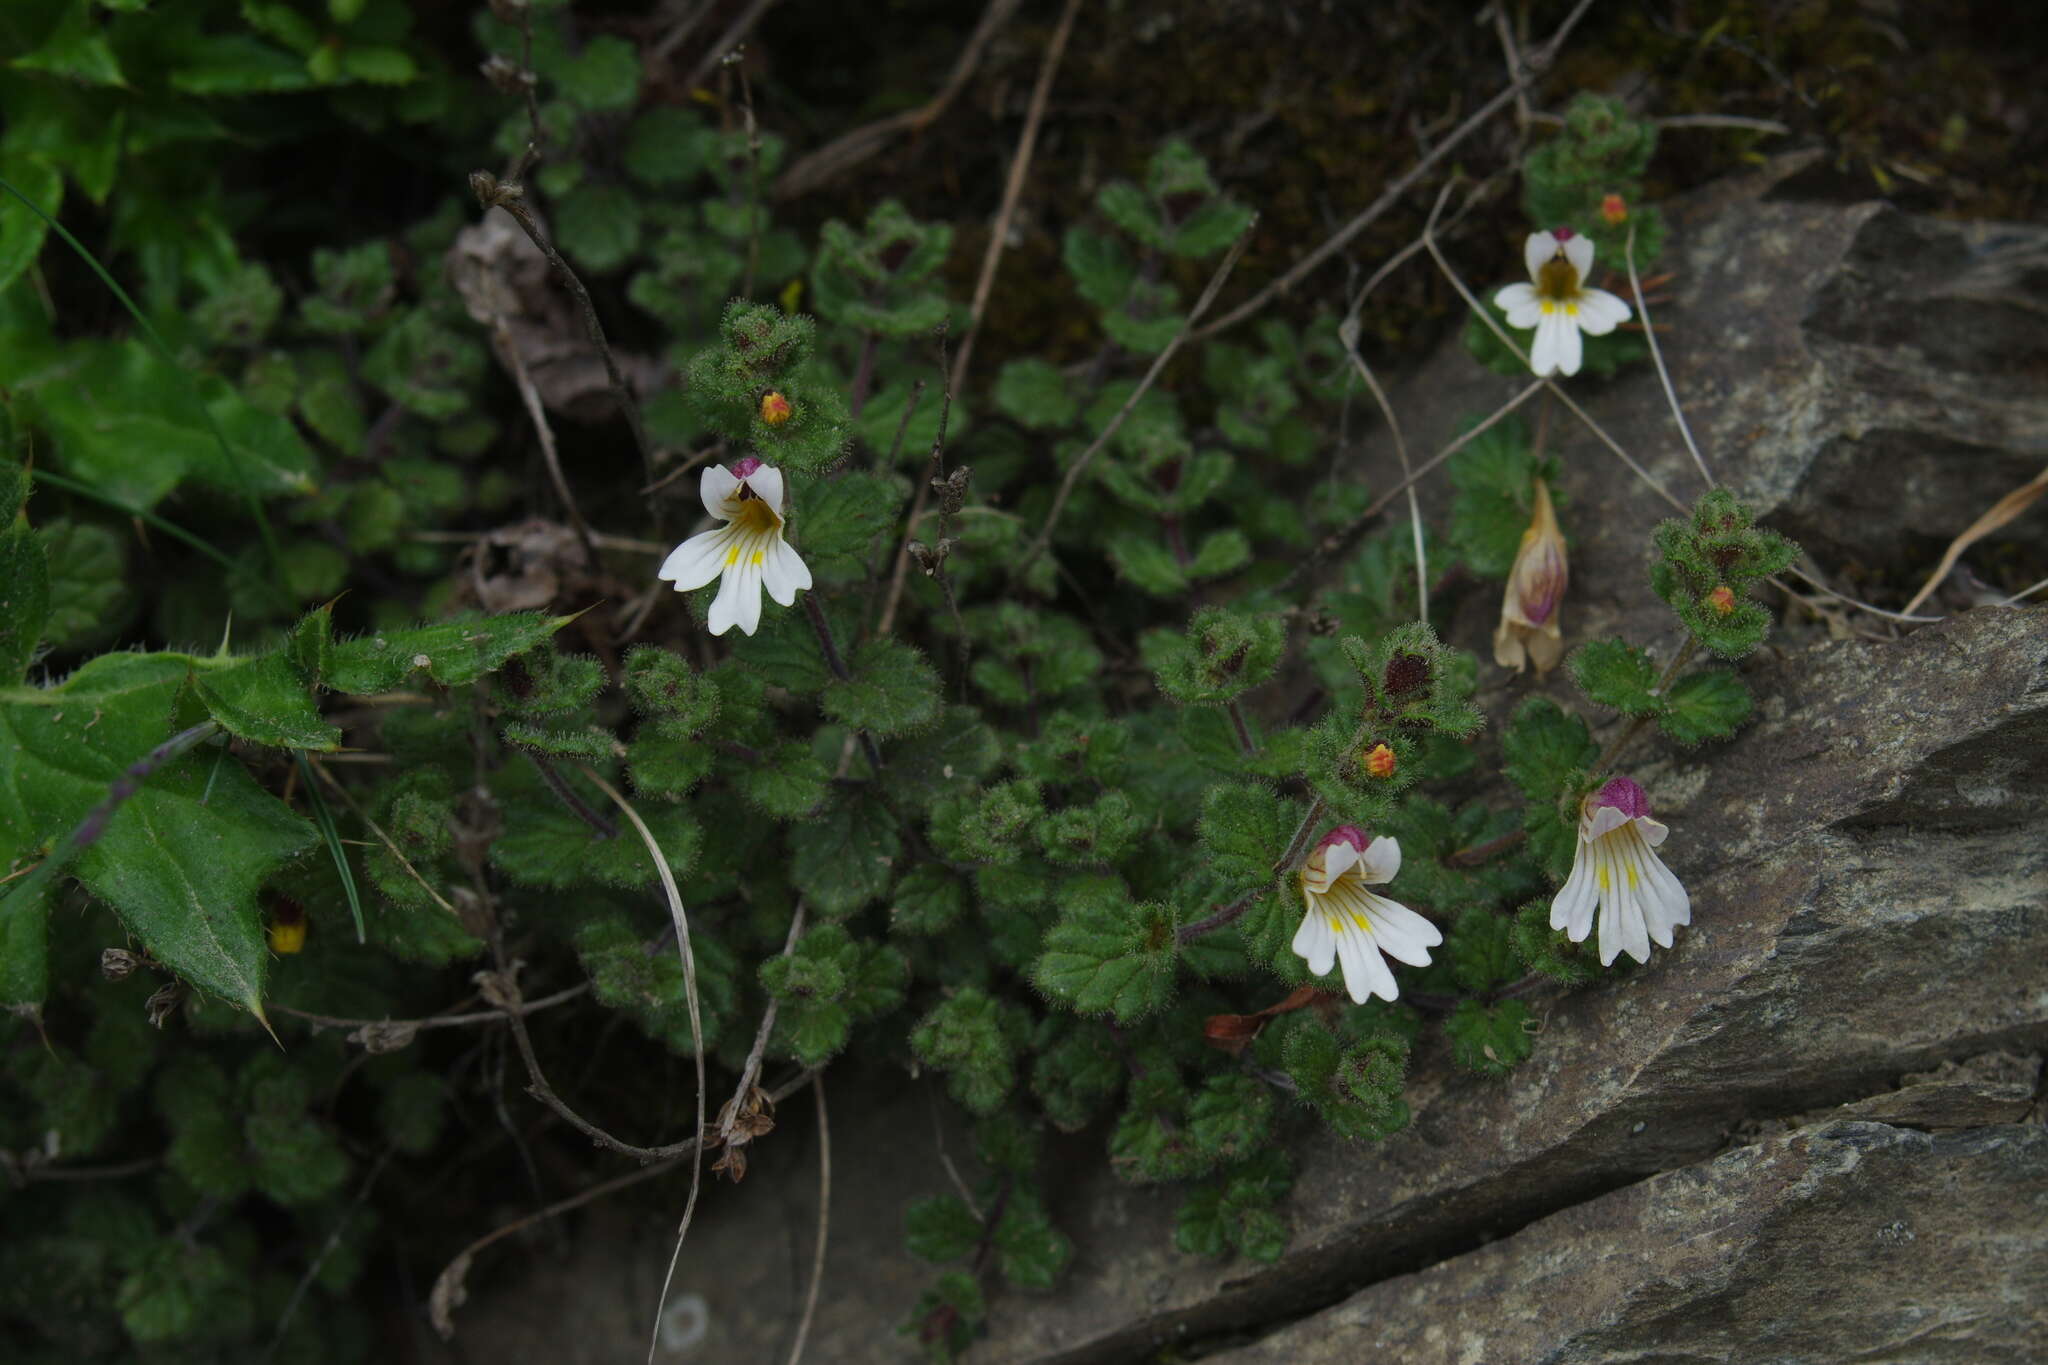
left=1493, top=228, right=1632, bottom=378
left=657, top=457, right=813, bottom=636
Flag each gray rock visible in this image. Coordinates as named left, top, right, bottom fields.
left=1207, top=1119, right=2048, bottom=1365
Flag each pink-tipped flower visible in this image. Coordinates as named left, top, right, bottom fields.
left=1291, top=826, right=1441, bottom=1003
left=1492, top=228, right=1633, bottom=377
left=656, top=459, right=813, bottom=636
left=1549, top=777, right=1691, bottom=966
left=1493, top=478, right=1568, bottom=676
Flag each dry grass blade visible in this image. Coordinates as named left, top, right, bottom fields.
left=1336, top=315, right=1426, bottom=621
left=773, top=0, right=1025, bottom=200
left=567, top=767, right=708, bottom=1365
left=1015, top=221, right=1256, bottom=577
left=876, top=0, right=1082, bottom=637
left=783, top=1076, right=831, bottom=1365
left=1193, top=0, right=1598, bottom=340
left=1899, top=462, right=2048, bottom=616
left=1625, top=221, right=1714, bottom=488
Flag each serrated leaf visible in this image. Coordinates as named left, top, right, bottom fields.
left=1569, top=638, right=1664, bottom=717
left=890, top=706, right=1000, bottom=810
left=194, top=652, right=340, bottom=749
left=1186, top=1073, right=1273, bottom=1163
left=1187, top=528, right=1249, bottom=580
left=1446, top=999, right=1535, bottom=1077
left=994, top=358, right=1078, bottom=431
left=11, top=2, right=128, bottom=87
left=1501, top=697, right=1596, bottom=804
left=0, top=514, right=49, bottom=684
left=1062, top=227, right=1134, bottom=310
left=1033, top=885, right=1176, bottom=1022
left=905, top=1194, right=982, bottom=1264
left=789, top=792, right=900, bottom=918
left=1445, top=908, right=1518, bottom=993
left=325, top=613, right=566, bottom=693
left=555, top=183, right=641, bottom=273
left=993, top=1191, right=1072, bottom=1290
left=725, top=605, right=831, bottom=694
left=0, top=153, right=62, bottom=300
left=735, top=741, right=828, bottom=817
left=1106, top=535, right=1186, bottom=597
left=1658, top=667, right=1752, bottom=744
left=38, top=518, right=129, bottom=650
left=823, top=639, right=939, bottom=738
left=793, top=472, right=903, bottom=575
left=1198, top=783, right=1295, bottom=885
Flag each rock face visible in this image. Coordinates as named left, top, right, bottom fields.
left=1209, top=1120, right=2048, bottom=1365
left=447, top=162, right=2048, bottom=1364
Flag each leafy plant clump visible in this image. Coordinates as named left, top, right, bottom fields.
left=0, top=7, right=1814, bottom=1362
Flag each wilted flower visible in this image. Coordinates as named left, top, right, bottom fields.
left=657, top=457, right=813, bottom=637
left=1291, top=826, right=1441, bottom=1004
left=1493, top=228, right=1632, bottom=378
left=1550, top=777, right=1691, bottom=966
left=1493, top=478, right=1568, bottom=675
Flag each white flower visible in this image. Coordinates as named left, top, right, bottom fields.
left=1291, top=826, right=1442, bottom=1004
left=1493, top=477, right=1569, bottom=675
left=1493, top=229, right=1632, bottom=378
left=1550, top=777, right=1691, bottom=966
left=656, top=457, right=813, bottom=636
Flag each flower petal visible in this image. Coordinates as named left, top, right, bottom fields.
left=1636, top=814, right=1670, bottom=849
left=706, top=552, right=764, bottom=635
left=1528, top=311, right=1566, bottom=377
left=1361, top=894, right=1440, bottom=967
left=745, top=464, right=787, bottom=514
left=1292, top=908, right=1337, bottom=977
left=1359, top=834, right=1402, bottom=885
left=1576, top=288, right=1632, bottom=335
left=700, top=465, right=742, bottom=521
left=1595, top=846, right=1628, bottom=966
left=1563, top=233, right=1595, bottom=285
left=1334, top=923, right=1399, bottom=1003
left=657, top=527, right=734, bottom=592
left=1315, top=836, right=1363, bottom=888
left=1524, top=231, right=1556, bottom=282
left=1495, top=283, right=1540, bottom=325
left=1549, top=311, right=1585, bottom=377
left=1551, top=840, right=1597, bottom=942
left=1585, top=804, right=1634, bottom=842
left=759, top=536, right=811, bottom=606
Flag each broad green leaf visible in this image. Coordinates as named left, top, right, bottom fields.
left=0, top=152, right=62, bottom=298
left=193, top=652, right=340, bottom=750
left=325, top=612, right=567, bottom=693
left=10, top=2, right=128, bottom=88
left=1033, top=880, right=1176, bottom=1022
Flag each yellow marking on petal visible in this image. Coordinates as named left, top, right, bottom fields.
left=1627, top=862, right=1639, bottom=889
left=1352, top=913, right=1373, bottom=933
left=751, top=550, right=764, bottom=565
left=1540, top=301, right=1557, bottom=315
left=725, top=546, right=740, bottom=566
left=1597, top=863, right=1611, bottom=893
left=1565, top=302, right=1580, bottom=317
left=1326, top=914, right=1345, bottom=934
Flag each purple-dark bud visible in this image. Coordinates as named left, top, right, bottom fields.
left=1318, top=824, right=1370, bottom=852
left=729, top=456, right=764, bottom=479
left=1594, top=776, right=1650, bottom=820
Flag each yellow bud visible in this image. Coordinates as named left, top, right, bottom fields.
left=268, top=918, right=307, bottom=955
left=1600, top=193, right=1628, bottom=226
left=759, top=391, right=793, bottom=426
left=1363, top=743, right=1397, bottom=780
left=1707, top=584, right=1736, bottom=616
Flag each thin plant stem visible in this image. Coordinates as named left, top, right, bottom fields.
left=1192, top=0, right=1598, bottom=340
left=1625, top=221, right=1714, bottom=488
left=783, top=1077, right=830, bottom=1365
left=1336, top=317, right=1426, bottom=620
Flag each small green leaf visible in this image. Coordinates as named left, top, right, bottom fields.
left=556, top=183, right=642, bottom=273
left=993, top=1190, right=1072, bottom=1290
left=1446, top=999, right=1535, bottom=1078
left=0, top=509, right=50, bottom=684
left=1658, top=667, right=1752, bottom=744
left=37, top=518, right=129, bottom=651
left=11, top=2, right=128, bottom=87
left=735, top=741, right=829, bottom=818
left=0, top=153, right=63, bottom=303
left=1569, top=638, right=1664, bottom=717
left=994, top=359, right=1078, bottom=431
left=195, top=652, right=340, bottom=750
left=1106, top=536, right=1187, bottom=597
left=556, top=34, right=640, bottom=111
left=325, top=613, right=567, bottom=693
left=905, top=1194, right=982, bottom=1264
left=789, top=791, right=900, bottom=918
left=1033, top=880, right=1177, bottom=1022
left=1444, top=908, right=1519, bottom=993
left=1187, top=1073, right=1273, bottom=1164
left=1062, top=227, right=1134, bottom=310
left=823, top=639, right=940, bottom=739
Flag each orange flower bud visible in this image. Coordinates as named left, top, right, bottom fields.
left=759, top=390, right=793, bottom=426
left=1363, top=743, right=1397, bottom=780
left=1494, top=478, right=1569, bottom=676
left=1600, top=193, right=1628, bottom=226
left=1706, top=584, right=1736, bottom=616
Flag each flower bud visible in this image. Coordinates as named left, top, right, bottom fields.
left=1362, top=743, right=1397, bottom=780
left=1494, top=478, right=1569, bottom=675
left=759, top=390, right=793, bottom=426
left=1706, top=584, right=1736, bottom=616
left=267, top=897, right=308, bottom=955
left=1600, top=193, right=1628, bottom=226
